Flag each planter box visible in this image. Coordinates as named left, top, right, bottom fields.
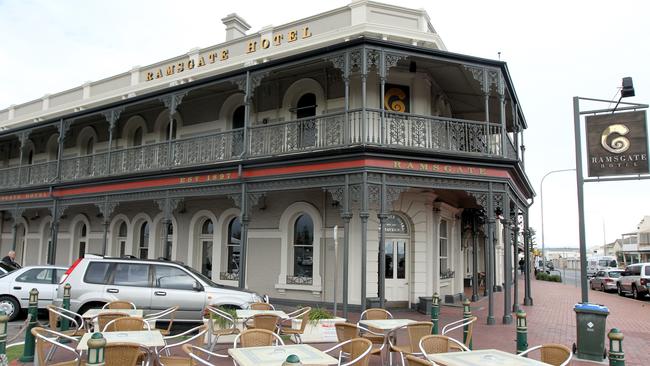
left=202, top=317, right=346, bottom=344
left=290, top=317, right=346, bottom=343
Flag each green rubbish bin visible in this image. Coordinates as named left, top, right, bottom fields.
left=574, top=303, right=609, bottom=361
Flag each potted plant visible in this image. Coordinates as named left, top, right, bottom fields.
left=202, top=306, right=241, bottom=344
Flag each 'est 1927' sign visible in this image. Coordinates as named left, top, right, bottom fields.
left=587, top=111, right=649, bottom=177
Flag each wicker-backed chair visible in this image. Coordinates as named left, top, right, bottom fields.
left=279, top=306, right=310, bottom=343
left=249, top=302, right=275, bottom=310
left=144, top=305, right=179, bottom=336
left=335, top=322, right=384, bottom=358
left=182, top=344, right=229, bottom=366
left=205, top=306, right=240, bottom=353
left=104, top=342, right=151, bottom=366
left=441, top=316, right=477, bottom=350
left=233, top=329, right=285, bottom=348
left=405, top=354, right=433, bottom=366
left=419, top=334, right=469, bottom=360
left=324, top=338, right=373, bottom=366
left=518, top=344, right=572, bottom=366
left=47, top=305, right=86, bottom=337
left=243, top=313, right=280, bottom=333
left=157, top=324, right=208, bottom=366
left=102, top=317, right=151, bottom=332
left=358, top=308, right=393, bottom=344
left=388, top=322, right=433, bottom=366
left=31, top=327, right=83, bottom=366
left=102, top=300, right=136, bottom=309
left=93, top=312, right=129, bottom=331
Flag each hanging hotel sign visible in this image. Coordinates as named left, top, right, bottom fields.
left=145, top=26, right=312, bottom=82
left=586, top=111, right=649, bottom=177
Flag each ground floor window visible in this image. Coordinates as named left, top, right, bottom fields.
left=292, top=214, right=314, bottom=280
left=226, top=218, right=241, bottom=278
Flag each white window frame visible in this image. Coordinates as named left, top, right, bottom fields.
left=276, top=202, right=322, bottom=293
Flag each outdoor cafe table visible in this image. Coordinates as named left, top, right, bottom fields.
left=81, top=308, right=143, bottom=319
left=76, top=330, right=165, bottom=351
left=236, top=309, right=289, bottom=319
left=427, top=349, right=551, bottom=366
left=358, top=318, right=416, bottom=330
left=228, top=344, right=338, bottom=366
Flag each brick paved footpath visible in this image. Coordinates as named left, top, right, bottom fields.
left=9, top=277, right=648, bottom=365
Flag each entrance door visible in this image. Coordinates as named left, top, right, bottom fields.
left=385, top=239, right=408, bottom=302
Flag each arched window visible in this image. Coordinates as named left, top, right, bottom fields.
left=164, top=224, right=174, bottom=261
left=293, top=214, right=314, bottom=278
left=296, top=93, right=317, bottom=148
left=200, top=219, right=214, bottom=277
left=232, top=106, right=245, bottom=130
left=164, top=121, right=177, bottom=141
left=85, top=137, right=94, bottom=155
left=296, top=93, right=316, bottom=119
left=78, top=224, right=87, bottom=259
left=139, top=222, right=149, bottom=259
left=227, top=218, right=241, bottom=275
left=133, top=127, right=143, bottom=147
left=118, top=222, right=128, bottom=257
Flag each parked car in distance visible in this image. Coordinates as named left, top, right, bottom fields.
left=56, top=256, right=263, bottom=321
left=0, top=265, right=67, bottom=320
left=617, top=263, right=650, bottom=299
left=587, top=255, right=618, bottom=277
left=0, top=262, right=19, bottom=275
left=590, top=269, right=624, bottom=292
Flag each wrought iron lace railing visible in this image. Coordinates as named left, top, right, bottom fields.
left=220, top=271, right=240, bottom=281
left=0, top=110, right=519, bottom=190
left=286, top=275, right=313, bottom=285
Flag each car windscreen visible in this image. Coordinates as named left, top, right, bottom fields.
left=608, top=271, right=622, bottom=278
left=608, top=260, right=617, bottom=267
left=183, top=265, right=221, bottom=288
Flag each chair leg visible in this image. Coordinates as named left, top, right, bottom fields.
left=207, top=334, right=219, bottom=360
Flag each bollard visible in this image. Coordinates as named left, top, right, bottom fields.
left=608, top=328, right=624, bottom=366
left=0, top=310, right=8, bottom=364
left=431, top=293, right=440, bottom=334
left=282, top=354, right=303, bottom=366
left=87, top=332, right=107, bottom=365
left=462, top=298, right=473, bottom=350
left=19, top=288, right=39, bottom=362
left=60, top=283, right=72, bottom=332
left=516, top=310, right=528, bottom=355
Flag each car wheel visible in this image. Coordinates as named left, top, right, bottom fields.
left=0, top=296, right=20, bottom=321
left=617, top=284, right=625, bottom=296
left=601, top=284, right=606, bottom=292
left=632, top=286, right=641, bottom=300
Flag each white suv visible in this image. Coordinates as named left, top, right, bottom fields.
left=56, top=257, right=262, bottom=320
left=617, top=263, right=650, bottom=300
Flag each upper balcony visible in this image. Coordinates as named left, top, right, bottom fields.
left=0, top=42, right=525, bottom=192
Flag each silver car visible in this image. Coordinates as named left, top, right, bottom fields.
left=0, top=265, right=67, bottom=320
left=617, top=263, right=650, bottom=299
left=56, top=256, right=262, bottom=320
left=589, top=269, right=623, bottom=292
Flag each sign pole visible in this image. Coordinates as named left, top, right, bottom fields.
left=333, top=225, right=338, bottom=316
left=572, top=96, right=589, bottom=304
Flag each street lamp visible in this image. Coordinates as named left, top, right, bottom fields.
left=540, top=169, right=575, bottom=273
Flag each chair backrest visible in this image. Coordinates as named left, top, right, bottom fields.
left=335, top=322, right=361, bottom=354
left=234, top=329, right=285, bottom=348
left=144, top=305, right=179, bottom=333
left=441, top=316, right=477, bottom=349
left=159, top=324, right=208, bottom=356
left=31, top=327, right=81, bottom=366
left=406, top=322, right=434, bottom=352
left=103, top=300, right=136, bottom=309
left=540, top=344, right=572, bottom=366
left=293, top=306, right=311, bottom=333
left=205, top=306, right=237, bottom=334
left=252, top=313, right=280, bottom=332
left=419, top=334, right=468, bottom=357
left=249, top=302, right=274, bottom=310
left=519, top=344, right=572, bottom=366
left=405, top=354, right=433, bottom=366
left=103, top=317, right=150, bottom=332
left=105, top=342, right=147, bottom=366
left=360, top=308, right=393, bottom=320
left=325, top=338, right=372, bottom=366
left=96, top=312, right=129, bottom=331
left=47, top=305, right=84, bottom=330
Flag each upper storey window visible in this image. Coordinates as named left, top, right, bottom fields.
left=133, top=127, right=143, bottom=146
left=296, top=93, right=316, bottom=119
left=233, top=106, right=245, bottom=130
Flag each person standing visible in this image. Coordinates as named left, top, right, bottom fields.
left=1, top=250, right=20, bottom=268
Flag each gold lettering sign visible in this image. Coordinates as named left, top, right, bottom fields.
left=145, top=26, right=313, bottom=82
left=393, top=160, right=488, bottom=176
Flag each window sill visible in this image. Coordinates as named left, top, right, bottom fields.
left=274, top=283, right=322, bottom=294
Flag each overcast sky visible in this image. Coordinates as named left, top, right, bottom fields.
left=1, top=0, right=649, bottom=251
